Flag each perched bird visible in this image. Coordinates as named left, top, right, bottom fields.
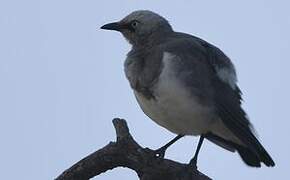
left=101, top=10, right=275, bottom=168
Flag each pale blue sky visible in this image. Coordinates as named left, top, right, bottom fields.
left=0, top=0, right=289, bottom=179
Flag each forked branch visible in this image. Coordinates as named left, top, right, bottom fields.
left=55, top=118, right=211, bottom=180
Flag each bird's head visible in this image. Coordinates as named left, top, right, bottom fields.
left=101, top=10, right=173, bottom=47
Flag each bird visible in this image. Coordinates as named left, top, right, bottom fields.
left=101, top=10, right=275, bottom=168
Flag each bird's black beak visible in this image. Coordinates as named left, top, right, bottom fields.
left=100, top=22, right=121, bottom=31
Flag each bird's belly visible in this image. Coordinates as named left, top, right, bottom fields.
left=134, top=85, right=214, bottom=135
left=133, top=51, right=215, bottom=135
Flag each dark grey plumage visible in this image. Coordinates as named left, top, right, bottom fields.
left=101, top=10, right=275, bottom=167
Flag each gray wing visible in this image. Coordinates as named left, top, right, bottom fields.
left=162, top=36, right=252, bottom=134
left=162, top=34, right=274, bottom=166
left=201, top=40, right=275, bottom=167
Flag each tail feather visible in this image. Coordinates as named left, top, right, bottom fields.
left=216, top=105, right=275, bottom=167
left=244, top=133, right=275, bottom=167
left=205, top=132, right=275, bottom=167
left=236, top=145, right=261, bottom=167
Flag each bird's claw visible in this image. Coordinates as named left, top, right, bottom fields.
left=188, top=158, right=198, bottom=169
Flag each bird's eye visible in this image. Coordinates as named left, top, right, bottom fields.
left=131, top=21, right=139, bottom=28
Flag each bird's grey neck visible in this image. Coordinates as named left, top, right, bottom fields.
left=133, top=29, right=173, bottom=48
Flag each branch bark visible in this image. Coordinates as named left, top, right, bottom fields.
left=55, top=118, right=212, bottom=180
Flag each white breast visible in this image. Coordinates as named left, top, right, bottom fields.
left=134, top=52, right=215, bottom=135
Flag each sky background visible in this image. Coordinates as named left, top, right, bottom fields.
left=0, top=0, right=289, bottom=179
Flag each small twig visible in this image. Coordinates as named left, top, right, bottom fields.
left=55, top=118, right=212, bottom=180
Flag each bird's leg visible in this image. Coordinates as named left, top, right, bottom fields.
left=189, top=135, right=204, bottom=169
left=154, top=134, right=184, bottom=158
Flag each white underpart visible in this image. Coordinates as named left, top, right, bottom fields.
left=134, top=52, right=215, bottom=135
left=216, top=67, right=237, bottom=89
left=134, top=52, right=243, bottom=145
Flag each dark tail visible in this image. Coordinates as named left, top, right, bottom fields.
left=205, top=133, right=275, bottom=167
left=236, top=145, right=261, bottom=167
left=238, top=132, right=275, bottom=167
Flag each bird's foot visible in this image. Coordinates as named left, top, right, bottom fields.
left=188, top=157, right=198, bottom=169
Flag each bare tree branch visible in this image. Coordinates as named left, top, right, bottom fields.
left=55, top=118, right=212, bottom=180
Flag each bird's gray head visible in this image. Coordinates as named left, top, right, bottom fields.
left=101, top=10, right=173, bottom=47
